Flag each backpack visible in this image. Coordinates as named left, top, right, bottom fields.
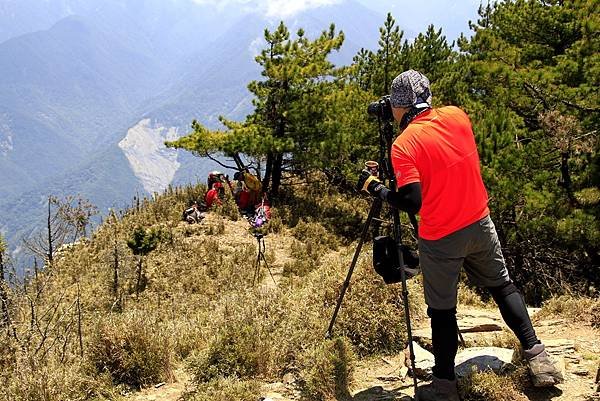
left=244, top=173, right=262, bottom=192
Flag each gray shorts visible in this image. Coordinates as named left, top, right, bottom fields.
left=418, top=215, right=510, bottom=310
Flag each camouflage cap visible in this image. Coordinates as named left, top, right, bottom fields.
left=390, top=69, right=432, bottom=108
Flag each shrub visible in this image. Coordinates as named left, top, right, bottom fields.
left=333, top=258, right=424, bottom=356
left=88, top=313, right=174, bottom=388
left=293, top=220, right=340, bottom=250
left=283, top=240, right=322, bottom=277
left=190, top=321, right=269, bottom=383
left=276, top=179, right=368, bottom=241
left=298, top=337, right=355, bottom=401
left=267, top=209, right=284, bottom=233
left=214, top=186, right=240, bottom=221
left=181, top=378, right=261, bottom=401
left=462, top=329, right=521, bottom=355
left=458, top=281, right=491, bottom=308
left=0, top=356, right=117, bottom=401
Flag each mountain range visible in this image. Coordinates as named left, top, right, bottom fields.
left=0, top=0, right=477, bottom=271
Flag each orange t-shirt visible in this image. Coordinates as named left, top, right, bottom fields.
left=391, top=106, right=490, bottom=240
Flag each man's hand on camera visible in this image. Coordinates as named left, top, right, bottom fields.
left=356, top=169, right=388, bottom=199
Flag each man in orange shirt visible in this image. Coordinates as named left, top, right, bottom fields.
left=358, top=70, right=562, bottom=400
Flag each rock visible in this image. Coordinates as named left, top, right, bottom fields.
left=454, top=347, right=515, bottom=378
left=282, top=373, right=295, bottom=384
left=460, top=323, right=503, bottom=333
left=572, top=367, right=589, bottom=376
left=405, top=341, right=435, bottom=379
left=544, top=339, right=576, bottom=355
left=381, top=356, right=394, bottom=365
left=376, top=375, right=401, bottom=382
left=413, top=327, right=432, bottom=340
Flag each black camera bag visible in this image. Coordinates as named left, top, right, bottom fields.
left=373, top=235, right=419, bottom=284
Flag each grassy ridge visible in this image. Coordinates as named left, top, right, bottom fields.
left=0, top=182, right=424, bottom=400
left=3, top=181, right=597, bottom=400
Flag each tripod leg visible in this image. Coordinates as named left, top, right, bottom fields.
left=260, top=251, right=276, bottom=285
left=392, top=208, right=418, bottom=393
left=325, top=199, right=381, bottom=338
left=252, top=241, right=261, bottom=285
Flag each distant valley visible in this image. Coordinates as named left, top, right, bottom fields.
left=0, top=0, right=475, bottom=271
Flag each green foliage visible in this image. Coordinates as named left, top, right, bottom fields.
left=126, top=226, right=162, bottom=256
left=448, top=0, right=600, bottom=303
left=298, top=337, right=354, bottom=401
left=3, top=5, right=599, bottom=400
left=167, top=22, right=345, bottom=194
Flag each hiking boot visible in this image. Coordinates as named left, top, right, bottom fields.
left=415, top=376, right=460, bottom=401
left=524, top=343, right=564, bottom=387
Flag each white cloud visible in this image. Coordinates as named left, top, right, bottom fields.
left=191, top=0, right=343, bottom=18
left=264, top=0, right=342, bottom=18
left=248, top=35, right=266, bottom=57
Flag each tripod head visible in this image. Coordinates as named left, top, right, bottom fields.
left=374, top=112, right=399, bottom=190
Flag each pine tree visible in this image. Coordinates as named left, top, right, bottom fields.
left=458, top=0, right=599, bottom=301
left=167, top=22, right=344, bottom=196
left=127, top=226, right=161, bottom=296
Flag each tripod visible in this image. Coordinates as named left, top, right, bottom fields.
left=325, top=115, right=419, bottom=394
left=252, top=233, right=276, bottom=286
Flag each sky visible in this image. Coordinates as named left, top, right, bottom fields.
left=189, top=0, right=483, bottom=40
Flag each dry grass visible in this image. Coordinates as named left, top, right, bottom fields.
left=180, top=377, right=261, bottom=401
left=87, top=312, right=175, bottom=388
left=297, top=337, right=355, bottom=401
left=0, top=181, right=419, bottom=401
left=462, top=329, right=521, bottom=356
left=458, top=281, right=492, bottom=308
left=459, top=366, right=529, bottom=401
left=535, top=294, right=600, bottom=326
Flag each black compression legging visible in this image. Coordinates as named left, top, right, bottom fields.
left=428, top=307, right=458, bottom=381
left=488, top=281, right=539, bottom=350
left=428, top=282, right=539, bottom=381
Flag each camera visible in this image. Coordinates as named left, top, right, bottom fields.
left=367, top=95, right=393, bottom=122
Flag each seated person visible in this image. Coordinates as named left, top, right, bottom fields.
left=182, top=201, right=205, bottom=224
left=205, top=182, right=223, bottom=209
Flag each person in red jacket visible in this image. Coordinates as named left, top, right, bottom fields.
left=358, top=70, right=563, bottom=400
left=205, top=182, right=223, bottom=209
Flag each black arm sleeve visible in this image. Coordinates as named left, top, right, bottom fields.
left=380, top=182, right=422, bottom=215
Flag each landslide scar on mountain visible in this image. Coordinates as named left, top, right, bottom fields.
left=119, top=118, right=181, bottom=194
